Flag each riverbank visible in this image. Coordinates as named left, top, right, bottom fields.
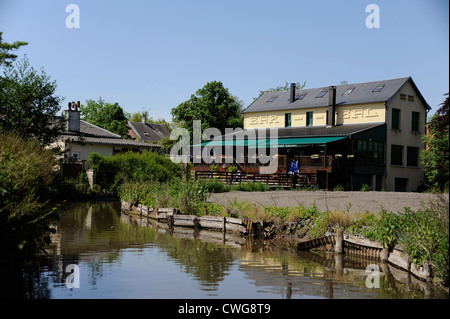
left=121, top=189, right=449, bottom=288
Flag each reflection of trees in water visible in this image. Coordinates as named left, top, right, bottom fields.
left=163, top=239, right=237, bottom=288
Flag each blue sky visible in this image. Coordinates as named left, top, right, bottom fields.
left=0, top=0, right=448, bottom=121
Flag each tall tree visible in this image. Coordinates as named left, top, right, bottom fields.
left=0, top=56, right=65, bottom=145
left=80, top=98, right=130, bottom=138
left=422, top=93, right=449, bottom=190
left=171, top=81, right=243, bottom=140
left=0, top=31, right=28, bottom=67
left=254, top=81, right=307, bottom=99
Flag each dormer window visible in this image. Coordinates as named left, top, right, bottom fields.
left=342, top=87, right=354, bottom=96
left=267, top=96, right=277, bottom=103
left=372, top=85, right=384, bottom=92
left=316, top=90, right=327, bottom=98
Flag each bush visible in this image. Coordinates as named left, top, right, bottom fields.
left=0, top=132, right=59, bottom=255
left=88, top=151, right=182, bottom=191
left=231, top=181, right=270, bottom=192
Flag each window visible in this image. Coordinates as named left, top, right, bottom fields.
left=400, top=94, right=407, bottom=100
left=392, top=108, right=400, bottom=130
left=354, top=139, right=385, bottom=164
left=372, top=85, right=385, bottom=92
left=407, top=147, right=419, bottom=167
left=296, top=93, right=307, bottom=100
left=408, top=95, right=415, bottom=101
left=411, top=112, right=420, bottom=132
left=285, top=113, right=291, bottom=127
left=342, top=87, right=354, bottom=96
left=316, top=90, right=327, bottom=98
left=391, top=145, right=403, bottom=166
left=306, top=112, right=313, bottom=126
left=267, top=96, right=277, bottom=103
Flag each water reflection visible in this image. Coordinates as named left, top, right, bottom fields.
left=3, top=202, right=447, bottom=299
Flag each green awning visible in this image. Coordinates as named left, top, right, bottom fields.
left=261, top=136, right=347, bottom=148
left=195, top=136, right=347, bottom=148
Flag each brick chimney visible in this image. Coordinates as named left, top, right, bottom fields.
left=65, top=101, right=81, bottom=132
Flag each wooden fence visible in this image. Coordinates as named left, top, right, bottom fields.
left=193, top=171, right=317, bottom=188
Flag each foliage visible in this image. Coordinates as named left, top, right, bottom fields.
left=230, top=181, right=270, bottom=192
left=158, top=136, right=177, bottom=155
left=333, top=184, right=345, bottom=191
left=258, top=81, right=307, bottom=96
left=360, top=184, right=372, bottom=192
left=80, top=98, right=130, bottom=138
left=0, top=31, right=28, bottom=67
left=118, top=179, right=208, bottom=216
left=0, top=132, right=59, bottom=255
left=171, top=81, right=244, bottom=140
left=88, top=151, right=182, bottom=191
left=422, top=94, right=449, bottom=190
left=0, top=56, right=65, bottom=145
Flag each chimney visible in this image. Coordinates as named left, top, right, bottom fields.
left=290, top=83, right=296, bottom=103
left=142, top=114, right=147, bottom=123
left=65, top=101, right=81, bottom=132
left=327, top=86, right=336, bottom=126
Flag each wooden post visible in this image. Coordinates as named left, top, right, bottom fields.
left=334, top=229, right=343, bottom=254
left=381, top=247, right=389, bottom=262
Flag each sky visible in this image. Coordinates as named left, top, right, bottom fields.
left=0, top=0, right=448, bottom=122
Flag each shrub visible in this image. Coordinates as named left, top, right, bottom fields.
left=0, top=132, right=59, bottom=255
left=88, top=151, right=181, bottom=191
left=231, top=181, right=270, bottom=192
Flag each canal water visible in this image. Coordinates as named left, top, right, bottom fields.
left=8, top=202, right=448, bottom=299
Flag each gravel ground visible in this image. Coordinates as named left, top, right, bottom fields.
left=207, top=191, right=446, bottom=215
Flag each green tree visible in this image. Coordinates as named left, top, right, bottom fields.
left=259, top=81, right=307, bottom=94
left=171, top=81, right=243, bottom=140
left=0, top=56, right=65, bottom=145
left=81, top=98, right=130, bottom=138
left=0, top=31, right=28, bottom=67
left=422, top=93, right=449, bottom=190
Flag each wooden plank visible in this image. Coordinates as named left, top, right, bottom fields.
left=388, top=249, right=410, bottom=271
left=344, top=234, right=383, bottom=249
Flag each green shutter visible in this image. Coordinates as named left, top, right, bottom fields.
left=392, top=109, right=400, bottom=130
left=411, top=112, right=419, bottom=132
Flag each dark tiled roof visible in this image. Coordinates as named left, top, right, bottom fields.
left=61, top=120, right=121, bottom=138
left=128, top=121, right=170, bottom=143
left=60, top=135, right=160, bottom=148
left=60, top=119, right=159, bottom=148
left=243, top=77, right=430, bottom=113
left=219, top=123, right=386, bottom=139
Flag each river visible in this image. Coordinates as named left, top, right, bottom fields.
left=5, top=201, right=448, bottom=299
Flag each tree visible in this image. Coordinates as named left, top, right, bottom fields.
left=421, top=93, right=449, bottom=190
left=0, top=56, right=65, bottom=145
left=171, top=81, right=243, bottom=140
left=80, top=98, right=130, bottom=138
left=254, top=81, right=307, bottom=99
left=0, top=31, right=28, bottom=67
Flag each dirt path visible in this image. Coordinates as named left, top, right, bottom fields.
left=208, top=191, right=445, bottom=215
